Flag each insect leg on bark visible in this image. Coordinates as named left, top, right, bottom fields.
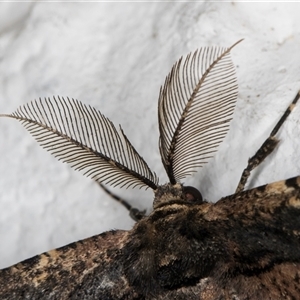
left=97, top=182, right=146, bottom=221
left=236, top=91, right=300, bottom=193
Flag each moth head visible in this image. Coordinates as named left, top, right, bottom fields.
left=153, top=183, right=203, bottom=209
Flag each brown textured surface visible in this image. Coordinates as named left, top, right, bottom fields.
left=1, top=177, right=300, bottom=299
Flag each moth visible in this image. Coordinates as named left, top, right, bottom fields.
left=0, top=40, right=300, bottom=299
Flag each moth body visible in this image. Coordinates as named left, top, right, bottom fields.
left=1, top=40, right=300, bottom=299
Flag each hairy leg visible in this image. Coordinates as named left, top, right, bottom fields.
left=236, top=91, right=300, bottom=193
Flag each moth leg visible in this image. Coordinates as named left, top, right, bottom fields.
left=97, top=182, right=146, bottom=221
left=236, top=91, right=300, bottom=193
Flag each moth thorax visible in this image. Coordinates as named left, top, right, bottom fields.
left=153, top=183, right=184, bottom=208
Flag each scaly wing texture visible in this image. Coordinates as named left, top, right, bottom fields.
left=0, top=230, right=135, bottom=299
left=158, top=41, right=241, bottom=183
left=1, top=97, right=158, bottom=189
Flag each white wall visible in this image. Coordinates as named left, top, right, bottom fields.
left=0, top=2, right=300, bottom=268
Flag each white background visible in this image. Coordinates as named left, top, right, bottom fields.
left=0, top=2, right=300, bottom=268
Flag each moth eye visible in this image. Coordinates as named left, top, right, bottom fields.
left=183, top=186, right=203, bottom=203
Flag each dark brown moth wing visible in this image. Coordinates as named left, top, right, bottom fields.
left=202, top=176, right=300, bottom=299
left=1, top=97, right=158, bottom=189
left=0, top=231, right=136, bottom=300
left=0, top=177, right=299, bottom=299
left=158, top=40, right=241, bottom=184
